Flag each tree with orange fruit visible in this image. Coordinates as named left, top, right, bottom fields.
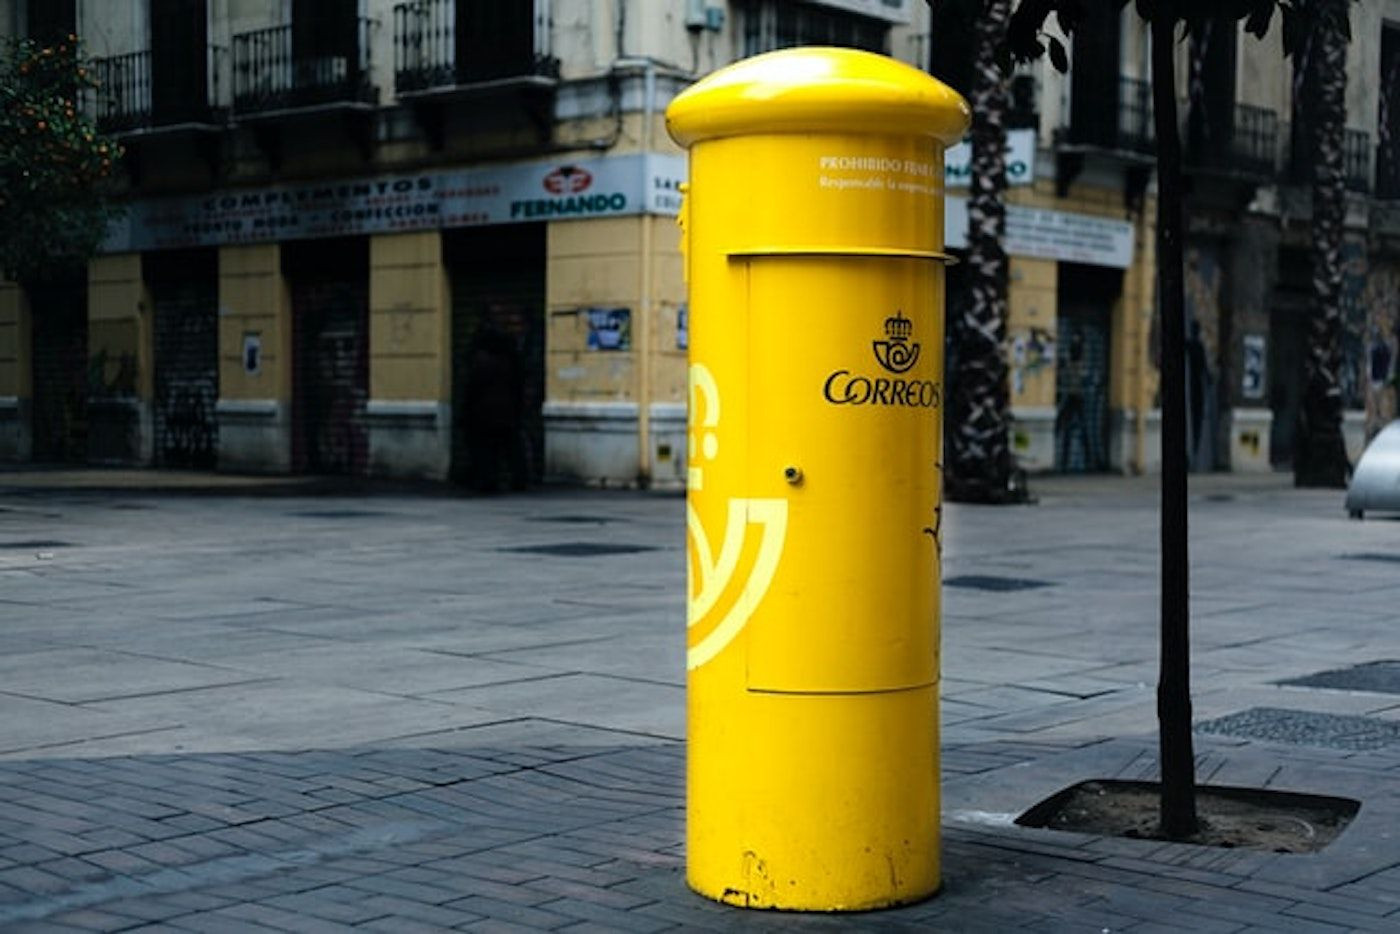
left=1, top=34, right=123, bottom=281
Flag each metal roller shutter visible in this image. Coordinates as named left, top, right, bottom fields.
left=29, top=278, right=88, bottom=463
left=446, top=225, right=545, bottom=491
left=149, top=250, right=218, bottom=469
left=288, top=239, right=370, bottom=475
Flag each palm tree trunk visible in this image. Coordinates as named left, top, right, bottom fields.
left=946, top=0, right=1017, bottom=503
left=1151, top=11, right=1198, bottom=841
left=1295, top=0, right=1352, bottom=487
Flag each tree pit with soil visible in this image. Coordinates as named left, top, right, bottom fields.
left=1017, top=780, right=1359, bottom=853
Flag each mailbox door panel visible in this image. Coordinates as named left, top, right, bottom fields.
left=742, top=256, right=943, bottom=694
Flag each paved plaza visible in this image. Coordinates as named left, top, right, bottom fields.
left=1, top=469, right=1399, bottom=931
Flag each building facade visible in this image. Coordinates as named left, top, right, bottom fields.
left=927, top=0, right=1400, bottom=475
left=0, top=0, right=1395, bottom=484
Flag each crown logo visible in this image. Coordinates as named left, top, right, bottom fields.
left=884, top=311, right=913, bottom=342
left=872, top=311, right=920, bottom=374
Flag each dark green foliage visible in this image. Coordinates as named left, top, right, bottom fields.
left=0, top=35, right=123, bottom=281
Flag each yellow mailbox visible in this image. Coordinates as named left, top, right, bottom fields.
left=667, top=48, right=970, bottom=911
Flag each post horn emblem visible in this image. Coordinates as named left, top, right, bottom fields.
left=872, top=311, right=920, bottom=374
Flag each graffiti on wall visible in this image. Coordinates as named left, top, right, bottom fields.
left=1242, top=334, right=1266, bottom=400
left=1362, top=258, right=1400, bottom=438
left=1340, top=238, right=1370, bottom=411
left=153, top=294, right=219, bottom=470
left=1010, top=326, right=1055, bottom=398
left=88, top=348, right=139, bottom=398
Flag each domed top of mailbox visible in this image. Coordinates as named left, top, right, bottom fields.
left=666, top=47, right=970, bottom=148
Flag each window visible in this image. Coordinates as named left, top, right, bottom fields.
left=925, top=0, right=975, bottom=96
left=151, top=0, right=211, bottom=123
left=736, top=0, right=888, bottom=57
left=1379, top=24, right=1400, bottom=198
left=25, top=0, right=76, bottom=43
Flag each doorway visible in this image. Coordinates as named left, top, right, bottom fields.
left=28, top=276, right=88, bottom=463
left=445, top=225, right=546, bottom=491
left=286, top=238, right=370, bottom=475
left=148, top=250, right=219, bottom=469
left=1055, top=264, right=1120, bottom=472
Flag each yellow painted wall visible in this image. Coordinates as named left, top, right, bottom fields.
left=650, top=215, right=687, bottom=406
left=87, top=255, right=150, bottom=400
left=218, top=244, right=289, bottom=401
left=0, top=280, right=27, bottom=400
left=1116, top=205, right=1159, bottom=414
left=546, top=217, right=642, bottom=402
left=1007, top=257, right=1058, bottom=408
left=369, top=231, right=449, bottom=401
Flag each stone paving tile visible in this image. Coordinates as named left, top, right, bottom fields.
left=462, top=919, right=571, bottom=934
left=3, top=478, right=1400, bottom=929
left=444, top=895, right=581, bottom=929
left=536, top=897, right=674, bottom=932
left=352, top=893, right=488, bottom=927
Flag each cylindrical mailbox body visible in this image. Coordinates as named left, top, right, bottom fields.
left=667, top=48, right=969, bottom=911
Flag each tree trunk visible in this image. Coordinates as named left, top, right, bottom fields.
left=946, top=0, right=1020, bottom=503
left=1151, top=12, right=1198, bottom=841
left=1295, top=0, right=1352, bottom=487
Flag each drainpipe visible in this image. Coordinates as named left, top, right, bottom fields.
left=636, top=57, right=657, bottom=485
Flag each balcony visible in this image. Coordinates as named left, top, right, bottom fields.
left=1379, top=140, right=1400, bottom=200
left=90, top=47, right=226, bottom=134
left=232, top=18, right=378, bottom=116
left=1184, top=101, right=1279, bottom=179
left=1344, top=129, right=1372, bottom=193
left=1065, top=77, right=1154, bottom=155
left=1282, top=125, right=1374, bottom=193
left=392, top=0, right=558, bottom=98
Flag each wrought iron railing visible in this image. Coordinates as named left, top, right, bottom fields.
left=90, top=46, right=226, bottom=131
left=1229, top=103, right=1279, bottom=177
left=91, top=50, right=151, bottom=131
left=1379, top=139, right=1400, bottom=200
left=1343, top=128, right=1371, bottom=192
left=392, top=0, right=557, bottom=94
left=232, top=18, right=377, bottom=113
left=1185, top=101, right=1278, bottom=178
left=394, top=0, right=454, bottom=93
left=1283, top=124, right=1373, bottom=192
left=1066, top=77, right=1154, bottom=154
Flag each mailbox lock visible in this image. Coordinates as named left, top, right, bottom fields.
left=783, top=465, right=803, bottom=485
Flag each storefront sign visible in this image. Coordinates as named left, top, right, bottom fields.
left=102, top=154, right=688, bottom=253
left=945, top=197, right=1135, bottom=269
left=944, top=129, right=1036, bottom=188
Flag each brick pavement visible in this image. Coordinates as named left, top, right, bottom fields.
left=1, top=471, right=1399, bottom=930
left=2, top=738, right=1399, bottom=931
